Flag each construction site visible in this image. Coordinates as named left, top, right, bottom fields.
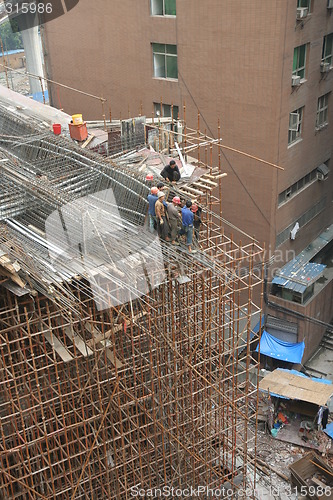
left=0, top=70, right=269, bottom=498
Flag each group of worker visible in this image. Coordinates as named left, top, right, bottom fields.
left=147, top=184, right=201, bottom=253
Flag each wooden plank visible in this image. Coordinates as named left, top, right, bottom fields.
left=59, top=321, right=94, bottom=357
left=84, top=321, right=123, bottom=369
left=198, top=177, right=218, bottom=187
left=43, top=330, right=73, bottom=363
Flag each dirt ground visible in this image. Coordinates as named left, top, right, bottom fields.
left=0, top=69, right=30, bottom=95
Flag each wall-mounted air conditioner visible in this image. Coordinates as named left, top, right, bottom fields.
left=317, top=164, right=329, bottom=181
left=328, top=0, right=333, bottom=9
left=320, top=61, right=331, bottom=73
left=296, top=7, right=308, bottom=19
left=292, top=75, right=301, bottom=86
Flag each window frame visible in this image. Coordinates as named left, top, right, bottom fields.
left=150, top=0, right=176, bottom=16
left=322, top=33, right=333, bottom=66
left=288, top=107, right=304, bottom=145
left=292, top=44, right=307, bottom=81
left=152, top=43, right=178, bottom=80
left=154, top=102, right=179, bottom=120
left=316, top=93, right=329, bottom=129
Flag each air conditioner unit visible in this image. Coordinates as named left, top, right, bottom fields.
left=320, top=61, right=331, bottom=73
left=296, top=7, right=308, bottom=19
left=291, top=75, right=301, bottom=86
left=327, top=0, right=333, bottom=9
left=317, top=164, right=329, bottom=181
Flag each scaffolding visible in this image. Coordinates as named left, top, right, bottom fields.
left=0, top=105, right=264, bottom=499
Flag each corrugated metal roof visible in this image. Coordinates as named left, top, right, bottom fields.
left=272, top=258, right=326, bottom=294
left=0, top=49, right=24, bottom=57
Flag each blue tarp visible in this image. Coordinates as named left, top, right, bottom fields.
left=324, top=422, right=333, bottom=440
left=30, top=90, right=49, bottom=103
left=256, top=330, right=305, bottom=364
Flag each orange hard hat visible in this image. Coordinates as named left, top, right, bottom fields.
left=172, top=196, right=181, bottom=204
left=151, top=187, right=158, bottom=194
left=191, top=204, right=199, bottom=212
left=146, top=174, right=154, bottom=181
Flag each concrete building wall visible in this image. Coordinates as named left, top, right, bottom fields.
left=0, top=51, right=25, bottom=73
left=42, top=0, right=333, bottom=254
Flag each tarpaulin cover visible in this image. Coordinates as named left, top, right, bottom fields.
left=256, top=330, right=305, bottom=364
left=324, top=422, right=333, bottom=440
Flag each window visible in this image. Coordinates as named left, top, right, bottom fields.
left=322, top=33, right=333, bottom=66
left=297, top=0, right=310, bottom=8
left=288, top=107, right=304, bottom=145
left=316, top=93, right=329, bottom=128
left=151, top=0, right=176, bottom=16
left=154, top=102, right=179, bottom=119
left=152, top=43, right=178, bottom=79
left=293, top=44, right=307, bottom=80
left=276, top=197, right=327, bottom=246
left=278, top=167, right=318, bottom=206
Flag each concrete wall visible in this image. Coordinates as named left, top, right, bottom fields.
left=42, top=0, right=333, bottom=254
left=268, top=276, right=333, bottom=363
left=0, top=51, right=25, bottom=73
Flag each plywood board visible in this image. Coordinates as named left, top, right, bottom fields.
left=259, top=369, right=333, bottom=406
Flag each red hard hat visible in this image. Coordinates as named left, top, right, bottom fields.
left=146, top=174, right=154, bottom=181
left=151, top=187, right=158, bottom=194
left=172, top=196, right=181, bottom=204
left=191, top=204, right=199, bottom=212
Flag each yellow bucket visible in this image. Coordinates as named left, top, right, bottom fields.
left=72, top=114, right=83, bottom=125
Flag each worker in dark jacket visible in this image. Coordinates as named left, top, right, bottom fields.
left=155, top=191, right=170, bottom=241
left=191, top=204, right=202, bottom=245
left=167, top=196, right=182, bottom=245
left=160, top=160, right=181, bottom=184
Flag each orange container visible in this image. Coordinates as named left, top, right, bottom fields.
left=69, top=122, right=88, bottom=142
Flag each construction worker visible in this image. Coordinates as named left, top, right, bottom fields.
left=191, top=204, right=202, bottom=246
left=147, top=186, right=159, bottom=233
left=160, top=160, right=181, bottom=184
left=155, top=191, right=170, bottom=241
left=179, top=200, right=196, bottom=253
left=167, top=196, right=182, bottom=245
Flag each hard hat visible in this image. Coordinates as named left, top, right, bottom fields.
left=172, top=196, right=181, bottom=204
left=146, top=173, right=154, bottom=181
left=151, top=187, right=158, bottom=194
left=191, top=204, right=199, bottom=212
left=157, top=191, right=165, bottom=198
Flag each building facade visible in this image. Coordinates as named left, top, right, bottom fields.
left=43, top=0, right=333, bottom=361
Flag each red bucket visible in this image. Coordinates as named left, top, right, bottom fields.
left=53, top=123, right=61, bottom=135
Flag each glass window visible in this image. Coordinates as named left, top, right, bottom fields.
left=151, top=0, right=176, bottom=16
left=154, top=102, right=179, bottom=119
left=322, top=33, right=333, bottom=65
left=293, top=44, right=307, bottom=80
left=316, top=93, right=329, bottom=128
left=297, top=0, right=310, bottom=8
left=288, top=107, right=304, bottom=145
left=152, top=43, right=178, bottom=79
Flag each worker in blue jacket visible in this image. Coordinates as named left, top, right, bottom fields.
left=179, top=200, right=196, bottom=253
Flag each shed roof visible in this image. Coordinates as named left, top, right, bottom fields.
left=272, top=259, right=326, bottom=294
left=259, top=368, right=333, bottom=406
